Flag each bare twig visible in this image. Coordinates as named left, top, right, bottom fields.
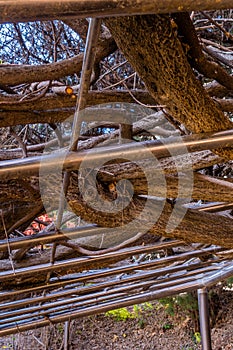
left=0, top=210, right=15, bottom=273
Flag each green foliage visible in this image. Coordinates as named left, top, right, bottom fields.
left=105, top=307, right=135, bottom=321
left=162, top=323, right=173, bottom=330
left=159, top=293, right=198, bottom=318
left=57, top=324, right=63, bottom=333
left=226, top=276, right=233, bottom=288
left=193, top=331, right=201, bottom=344
left=176, top=293, right=198, bottom=313
left=105, top=302, right=154, bottom=324
left=158, top=297, right=176, bottom=316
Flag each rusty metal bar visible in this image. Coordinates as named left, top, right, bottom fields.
left=0, top=265, right=221, bottom=324
left=0, top=245, right=225, bottom=282
left=0, top=258, right=222, bottom=310
left=0, top=231, right=182, bottom=253
left=56, top=18, right=101, bottom=228
left=1, top=262, right=233, bottom=337
left=0, top=0, right=233, bottom=24
left=0, top=261, right=228, bottom=324
left=0, top=129, right=233, bottom=180
left=197, top=202, right=233, bottom=213
left=198, top=288, right=212, bottom=350
left=70, top=18, right=101, bottom=151
left=0, top=269, right=217, bottom=326
left=0, top=225, right=101, bottom=252
left=0, top=256, right=219, bottom=302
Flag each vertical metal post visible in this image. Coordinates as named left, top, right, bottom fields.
left=198, top=288, right=212, bottom=350
left=56, top=17, right=101, bottom=228
left=64, top=320, right=70, bottom=350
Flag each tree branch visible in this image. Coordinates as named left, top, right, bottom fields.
left=1, top=0, right=233, bottom=24
left=105, top=15, right=233, bottom=159
left=172, top=12, right=233, bottom=91
left=0, top=35, right=116, bottom=86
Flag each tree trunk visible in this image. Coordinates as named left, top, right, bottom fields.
left=105, top=15, right=233, bottom=159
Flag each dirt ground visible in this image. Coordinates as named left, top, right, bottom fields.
left=0, top=289, right=232, bottom=350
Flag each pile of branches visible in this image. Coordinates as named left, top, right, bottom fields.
left=0, top=8, right=233, bottom=289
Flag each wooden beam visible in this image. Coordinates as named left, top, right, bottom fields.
left=0, top=0, right=233, bottom=24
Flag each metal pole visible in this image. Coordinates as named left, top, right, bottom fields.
left=0, top=129, right=233, bottom=180
left=64, top=320, right=70, bottom=350
left=0, top=0, right=233, bottom=24
left=198, top=288, right=212, bottom=350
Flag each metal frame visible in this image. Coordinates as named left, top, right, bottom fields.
left=0, top=4, right=233, bottom=349
left=0, top=0, right=233, bottom=23
left=0, top=240, right=233, bottom=336
left=0, top=129, right=233, bottom=180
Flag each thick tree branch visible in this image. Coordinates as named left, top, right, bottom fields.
left=0, top=36, right=116, bottom=86
left=205, top=81, right=233, bottom=98
left=98, top=150, right=224, bottom=181
left=62, top=18, right=89, bottom=42
left=0, top=0, right=233, bottom=24
left=67, top=180, right=233, bottom=248
left=172, top=12, right=233, bottom=91
left=1, top=89, right=232, bottom=128
left=105, top=15, right=233, bottom=159
left=0, top=147, right=226, bottom=237
left=130, top=173, right=233, bottom=202
left=0, top=90, right=157, bottom=127
left=0, top=55, right=83, bottom=86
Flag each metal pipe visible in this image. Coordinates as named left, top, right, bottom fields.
left=0, top=224, right=182, bottom=253
left=0, top=0, right=233, bottom=24
left=197, top=202, right=233, bottom=213
left=0, top=274, right=218, bottom=336
left=0, top=225, right=104, bottom=252
left=0, top=262, right=226, bottom=327
left=0, top=129, right=233, bottom=180
left=64, top=320, right=70, bottom=350
left=56, top=18, right=101, bottom=227
left=0, top=258, right=221, bottom=311
left=0, top=245, right=224, bottom=282
left=2, top=263, right=233, bottom=337
left=0, top=272, right=213, bottom=326
left=198, top=288, right=212, bottom=350
left=70, top=18, right=101, bottom=151
left=0, top=256, right=219, bottom=303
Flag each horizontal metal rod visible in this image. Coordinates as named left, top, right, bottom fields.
left=1, top=263, right=221, bottom=322
left=1, top=262, right=233, bottom=337
left=0, top=224, right=109, bottom=252
left=0, top=0, right=233, bottom=24
left=0, top=234, right=183, bottom=257
left=0, top=129, right=233, bottom=180
left=197, top=202, right=233, bottom=213
left=0, top=245, right=224, bottom=282
left=0, top=253, right=219, bottom=302
left=0, top=262, right=226, bottom=324
left=0, top=267, right=219, bottom=326
left=1, top=258, right=220, bottom=311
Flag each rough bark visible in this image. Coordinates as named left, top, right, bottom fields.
left=172, top=12, right=233, bottom=91
left=0, top=90, right=156, bottom=127
left=98, top=150, right=224, bottom=181
left=0, top=37, right=116, bottom=86
left=105, top=15, right=233, bottom=159
left=0, top=149, right=230, bottom=238
left=131, top=173, right=233, bottom=202
left=67, top=173, right=233, bottom=248
left=0, top=0, right=233, bottom=24
left=1, top=90, right=232, bottom=128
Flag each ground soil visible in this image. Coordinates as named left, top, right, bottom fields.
left=0, top=289, right=232, bottom=350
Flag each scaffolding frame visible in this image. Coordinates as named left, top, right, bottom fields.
left=0, top=3, right=233, bottom=350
